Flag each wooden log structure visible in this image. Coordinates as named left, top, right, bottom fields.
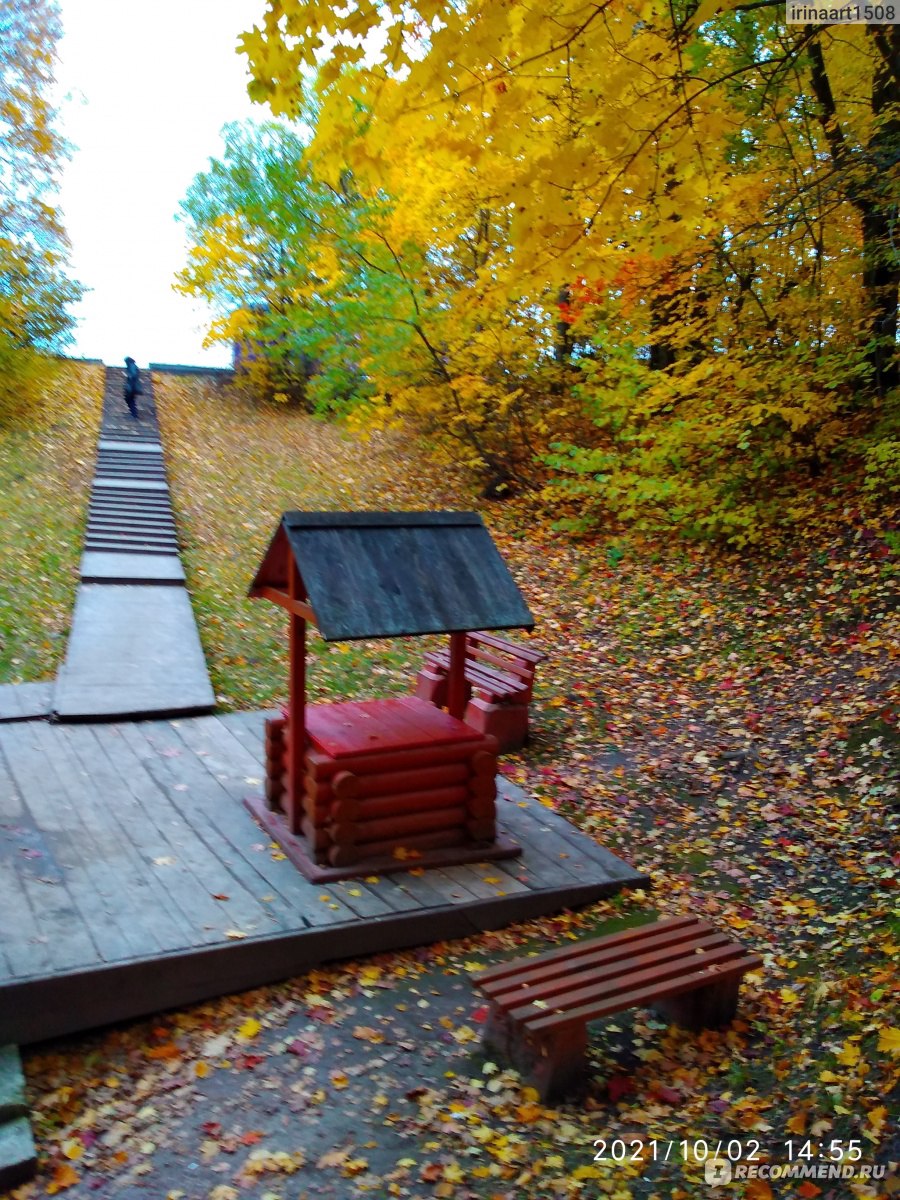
left=249, top=512, right=534, bottom=879
left=264, top=697, right=503, bottom=869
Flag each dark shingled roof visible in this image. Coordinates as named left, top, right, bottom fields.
left=249, top=511, right=534, bottom=642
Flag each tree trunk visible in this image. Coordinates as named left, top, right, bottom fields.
left=808, top=30, right=898, bottom=397
left=862, top=44, right=899, bottom=395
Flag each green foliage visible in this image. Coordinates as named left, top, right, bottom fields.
left=860, top=392, right=900, bottom=500
left=176, top=121, right=380, bottom=412
left=0, top=0, right=84, bottom=423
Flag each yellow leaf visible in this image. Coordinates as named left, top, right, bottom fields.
left=62, top=1139, right=83, bottom=1161
left=876, top=1026, right=900, bottom=1056
left=865, top=1105, right=888, bottom=1135
left=47, top=1164, right=79, bottom=1194
left=452, top=1024, right=477, bottom=1043
left=352, top=1025, right=385, bottom=1043
left=237, top=1017, right=262, bottom=1041
left=836, top=1040, right=860, bottom=1067
left=515, top=1102, right=544, bottom=1123
left=786, top=1112, right=807, bottom=1135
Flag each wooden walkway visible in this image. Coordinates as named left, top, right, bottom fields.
left=0, top=711, right=646, bottom=1044
left=53, top=366, right=214, bottom=720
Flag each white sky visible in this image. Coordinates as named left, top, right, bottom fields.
left=54, top=0, right=269, bottom=369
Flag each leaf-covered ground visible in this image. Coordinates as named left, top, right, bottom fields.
left=0, top=361, right=104, bottom=682
left=13, top=376, right=899, bottom=1199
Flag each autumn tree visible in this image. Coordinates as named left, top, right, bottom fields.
left=178, top=116, right=582, bottom=487
left=0, top=0, right=83, bottom=423
left=177, top=121, right=355, bottom=406
left=237, top=1, right=898, bottom=540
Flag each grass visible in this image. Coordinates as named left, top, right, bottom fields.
left=153, top=373, right=477, bottom=710
left=0, top=360, right=104, bottom=682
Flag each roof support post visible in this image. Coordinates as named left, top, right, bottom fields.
left=287, top=559, right=306, bottom=835
left=447, top=630, right=468, bottom=721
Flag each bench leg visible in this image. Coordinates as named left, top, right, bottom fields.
left=654, top=976, right=741, bottom=1031
left=524, top=1025, right=589, bottom=1103
left=464, top=696, right=530, bottom=754
left=414, top=668, right=448, bottom=707
left=483, top=1008, right=588, bottom=1102
left=482, top=1004, right=517, bottom=1060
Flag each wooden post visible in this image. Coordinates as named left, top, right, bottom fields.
left=447, top=631, right=468, bottom=720
left=287, top=560, right=306, bottom=835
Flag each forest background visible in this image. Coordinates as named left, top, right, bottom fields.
left=2, top=0, right=899, bottom=547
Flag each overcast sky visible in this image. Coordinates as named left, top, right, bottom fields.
left=54, top=0, right=268, bottom=368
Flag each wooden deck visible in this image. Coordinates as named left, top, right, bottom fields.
left=0, top=711, right=647, bottom=1045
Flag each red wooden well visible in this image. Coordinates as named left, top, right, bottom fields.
left=244, top=512, right=533, bottom=882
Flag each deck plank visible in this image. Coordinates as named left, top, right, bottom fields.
left=216, top=710, right=272, bottom=758
left=153, top=718, right=358, bottom=923
left=116, top=722, right=286, bottom=936
left=58, top=726, right=209, bottom=948
left=0, top=712, right=647, bottom=1045
left=40, top=724, right=199, bottom=954
left=168, top=717, right=368, bottom=924
left=88, top=724, right=264, bottom=942
left=0, top=723, right=145, bottom=964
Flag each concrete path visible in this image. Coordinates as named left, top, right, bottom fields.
left=53, top=367, right=214, bottom=720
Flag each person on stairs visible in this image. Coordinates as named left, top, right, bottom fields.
left=124, top=356, right=143, bottom=419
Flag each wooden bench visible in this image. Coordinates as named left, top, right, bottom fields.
left=415, top=631, right=545, bottom=753
left=473, top=916, right=762, bottom=1101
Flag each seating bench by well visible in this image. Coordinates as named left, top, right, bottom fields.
left=473, top=915, right=762, bottom=1100
left=415, top=630, right=545, bottom=752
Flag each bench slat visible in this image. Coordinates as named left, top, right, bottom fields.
left=492, top=930, right=731, bottom=1011
left=525, top=952, right=764, bottom=1034
left=425, top=651, right=529, bottom=693
left=509, top=941, right=751, bottom=1022
left=477, top=916, right=697, bottom=989
left=465, top=645, right=536, bottom=681
left=424, top=653, right=530, bottom=699
left=468, top=631, right=546, bottom=664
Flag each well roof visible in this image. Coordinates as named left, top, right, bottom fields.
left=249, top=511, right=534, bottom=641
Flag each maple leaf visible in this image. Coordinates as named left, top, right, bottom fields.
left=607, top=1075, right=634, bottom=1102
left=46, top=1163, right=79, bottom=1194
left=786, top=1111, right=807, bottom=1135
left=145, top=1043, right=180, bottom=1060
left=876, top=1026, right=900, bottom=1056
left=836, top=1040, right=861, bottom=1067
left=317, top=1148, right=349, bottom=1169
left=352, top=1025, right=385, bottom=1043
left=865, top=1105, right=888, bottom=1136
